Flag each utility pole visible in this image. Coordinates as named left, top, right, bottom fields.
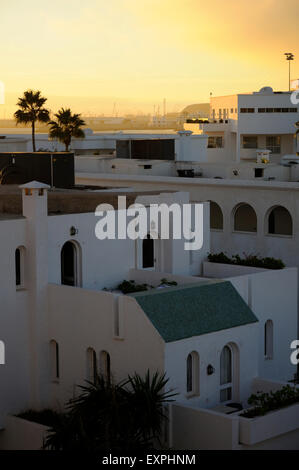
left=284, top=53, right=294, bottom=91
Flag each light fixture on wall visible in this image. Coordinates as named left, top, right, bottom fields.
left=207, top=364, right=215, bottom=375
left=70, top=226, right=78, bottom=236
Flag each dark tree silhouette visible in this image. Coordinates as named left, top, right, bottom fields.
left=14, top=90, right=50, bottom=152
left=48, top=108, right=85, bottom=152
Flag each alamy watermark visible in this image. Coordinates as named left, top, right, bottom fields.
left=291, top=89, right=299, bottom=105
left=94, top=196, right=204, bottom=250
left=290, top=339, right=299, bottom=365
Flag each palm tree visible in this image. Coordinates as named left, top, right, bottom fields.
left=14, top=90, right=50, bottom=152
left=44, top=370, right=176, bottom=451
left=48, top=108, right=85, bottom=152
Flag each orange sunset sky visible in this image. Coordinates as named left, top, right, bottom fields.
left=0, top=0, right=298, bottom=116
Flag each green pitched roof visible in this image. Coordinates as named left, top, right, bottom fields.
left=129, top=281, right=258, bottom=343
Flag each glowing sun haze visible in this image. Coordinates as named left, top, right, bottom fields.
left=1, top=0, right=298, bottom=115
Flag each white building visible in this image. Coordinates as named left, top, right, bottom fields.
left=185, top=86, right=299, bottom=163
left=0, top=182, right=297, bottom=450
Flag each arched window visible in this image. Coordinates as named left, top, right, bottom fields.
left=86, top=348, right=97, bottom=383
left=100, top=350, right=111, bottom=382
left=264, top=320, right=274, bottom=359
left=267, top=206, right=292, bottom=236
left=233, top=203, right=257, bottom=232
left=220, top=345, right=232, bottom=402
left=186, top=351, right=199, bottom=395
left=61, top=241, right=81, bottom=286
left=142, top=234, right=154, bottom=269
left=209, top=201, right=223, bottom=230
left=15, top=246, right=25, bottom=288
left=50, top=340, right=59, bottom=381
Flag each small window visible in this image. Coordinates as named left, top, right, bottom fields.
left=220, top=346, right=232, bottom=402
left=15, top=248, right=21, bottom=286
left=208, top=136, right=223, bottom=148
left=289, top=108, right=298, bottom=112
left=247, top=108, right=255, bottom=113
left=258, top=108, right=265, bottom=113
left=143, top=165, right=152, bottom=169
left=50, top=340, right=59, bottom=381
left=242, top=136, right=258, bottom=149
left=186, top=351, right=199, bottom=395
left=266, top=108, right=274, bottom=113
left=210, top=201, right=223, bottom=230
left=264, top=320, right=273, bottom=359
left=15, top=246, right=25, bottom=288
left=100, top=351, right=111, bottom=382
left=254, top=168, right=264, bottom=178
left=86, top=348, right=97, bottom=383
left=266, top=136, right=281, bottom=154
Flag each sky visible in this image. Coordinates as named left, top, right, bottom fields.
left=0, top=0, right=298, bottom=116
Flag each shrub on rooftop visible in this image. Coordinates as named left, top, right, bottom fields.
left=207, top=252, right=285, bottom=269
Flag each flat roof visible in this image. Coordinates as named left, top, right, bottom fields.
left=0, top=185, right=170, bottom=216
left=76, top=172, right=299, bottom=191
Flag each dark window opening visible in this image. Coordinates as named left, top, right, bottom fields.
left=243, top=136, right=258, bottom=149
left=142, top=234, right=154, bottom=268
left=15, top=248, right=21, bottom=286
left=234, top=204, right=257, bottom=232
left=254, top=168, right=264, bottom=178
left=187, top=354, right=193, bottom=393
left=61, top=241, right=76, bottom=286
left=210, top=201, right=223, bottom=230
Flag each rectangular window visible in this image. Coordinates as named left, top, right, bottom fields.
left=258, top=108, right=265, bottom=113
left=230, top=108, right=234, bottom=113
left=240, top=108, right=255, bottom=113
left=242, top=136, right=258, bottom=149
left=266, top=108, right=274, bottom=113
left=254, top=168, right=264, bottom=178
left=289, top=108, right=298, bottom=112
left=208, top=136, right=223, bottom=148
left=266, top=136, right=281, bottom=154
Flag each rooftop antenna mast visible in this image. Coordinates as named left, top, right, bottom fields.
left=284, top=52, right=294, bottom=91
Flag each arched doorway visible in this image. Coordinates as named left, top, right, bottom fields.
left=220, top=343, right=239, bottom=403
left=61, top=241, right=81, bottom=286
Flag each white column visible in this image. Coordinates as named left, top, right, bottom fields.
left=20, top=181, right=50, bottom=409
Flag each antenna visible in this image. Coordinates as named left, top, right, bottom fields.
left=284, top=52, right=295, bottom=91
